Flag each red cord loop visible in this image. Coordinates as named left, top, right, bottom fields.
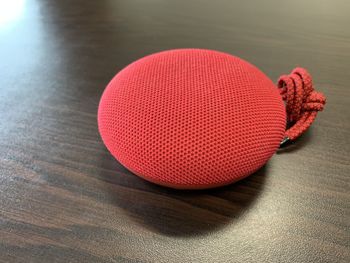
left=278, top=67, right=326, bottom=143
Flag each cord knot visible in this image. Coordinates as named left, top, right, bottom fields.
left=302, top=91, right=326, bottom=112
left=277, top=67, right=326, bottom=144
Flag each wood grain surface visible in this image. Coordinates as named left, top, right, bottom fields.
left=0, top=0, right=349, bottom=262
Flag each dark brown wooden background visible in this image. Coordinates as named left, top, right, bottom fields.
left=0, top=0, right=349, bottom=262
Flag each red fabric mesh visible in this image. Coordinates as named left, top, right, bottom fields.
left=98, top=49, right=286, bottom=189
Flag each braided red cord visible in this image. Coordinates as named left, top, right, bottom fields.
left=278, top=68, right=326, bottom=142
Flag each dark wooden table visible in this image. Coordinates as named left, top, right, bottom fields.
left=1, top=0, right=349, bottom=262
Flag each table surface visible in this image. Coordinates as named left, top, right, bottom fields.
left=0, top=0, right=349, bottom=262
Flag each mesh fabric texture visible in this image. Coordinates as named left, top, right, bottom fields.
left=98, top=49, right=286, bottom=189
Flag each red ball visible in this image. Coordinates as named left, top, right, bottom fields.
left=98, top=49, right=286, bottom=189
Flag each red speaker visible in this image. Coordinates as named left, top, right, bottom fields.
left=98, top=49, right=325, bottom=189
